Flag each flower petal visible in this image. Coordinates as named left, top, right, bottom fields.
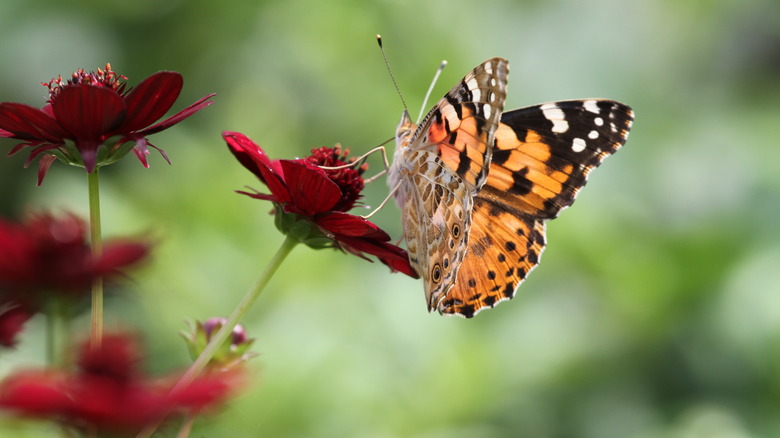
left=119, top=71, right=183, bottom=132
left=223, top=131, right=280, bottom=180
left=0, top=103, right=68, bottom=143
left=92, top=240, right=150, bottom=276
left=0, top=305, right=33, bottom=347
left=280, top=160, right=341, bottom=216
left=315, top=212, right=390, bottom=240
left=139, top=93, right=215, bottom=136
left=52, top=85, right=125, bottom=140
left=336, top=235, right=418, bottom=278
left=224, top=132, right=291, bottom=203
left=36, top=155, right=57, bottom=186
left=0, top=371, right=73, bottom=415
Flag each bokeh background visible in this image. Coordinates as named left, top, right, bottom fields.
left=2, top=0, right=780, bottom=437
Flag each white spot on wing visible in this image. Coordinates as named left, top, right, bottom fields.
left=588, top=130, right=599, bottom=139
left=540, top=103, right=569, bottom=133
left=583, top=100, right=600, bottom=114
left=465, top=78, right=479, bottom=102
left=483, top=104, right=492, bottom=119
left=595, top=117, right=604, bottom=126
left=471, top=87, right=481, bottom=103
left=484, top=63, right=493, bottom=74
left=572, top=138, right=587, bottom=152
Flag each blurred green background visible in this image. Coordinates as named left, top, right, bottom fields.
left=2, top=0, right=780, bottom=437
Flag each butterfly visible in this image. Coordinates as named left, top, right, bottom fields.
left=386, top=57, right=634, bottom=318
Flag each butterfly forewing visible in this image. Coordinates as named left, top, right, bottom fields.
left=388, top=58, right=510, bottom=311
left=483, top=100, right=635, bottom=219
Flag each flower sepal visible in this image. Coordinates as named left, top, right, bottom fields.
left=30, top=135, right=136, bottom=174
left=93, top=135, right=136, bottom=167
left=46, top=139, right=84, bottom=168
left=274, top=206, right=332, bottom=249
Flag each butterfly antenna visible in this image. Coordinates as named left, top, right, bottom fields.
left=376, top=35, right=409, bottom=114
left=417, top=60, right=447, bottom=123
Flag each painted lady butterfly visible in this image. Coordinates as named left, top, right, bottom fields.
left=387, top=57, right=634, bottom=318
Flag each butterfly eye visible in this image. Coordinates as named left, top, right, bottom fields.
left=452, top=224, right=460, bottom=238
left=432, top=264, right=442, bottom=283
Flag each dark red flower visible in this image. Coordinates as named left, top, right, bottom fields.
left=0, top=64, right=215, bottom=185
left=223, top=131, right=417, bottom=278
left=0, top=334, right=241, bottom=435
left=0, top=213, right=151, bottom=328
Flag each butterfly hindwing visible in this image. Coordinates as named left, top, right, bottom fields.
left=438, top=198, right=546, bottom=317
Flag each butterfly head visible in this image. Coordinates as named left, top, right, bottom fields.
left=395, top=110, right=416, bottom=151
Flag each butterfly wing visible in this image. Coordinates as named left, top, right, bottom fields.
left=437, top=99, right=635, bottom=317
left=389, top=58, right=509, bottom=310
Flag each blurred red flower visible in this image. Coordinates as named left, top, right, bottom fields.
left=0, top=212, right=149, bottom=297
left=0, top=334, right=241, bottom=435
left=0, top=64, right=215, bottom=184
left=0, top=213, right=150, bottom=346
left=223, top=131, right=417, bottom=278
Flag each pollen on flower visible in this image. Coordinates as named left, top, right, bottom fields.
left=43, top=63, right=128, bottom=101
left=307, top=145, right=367, bottom=212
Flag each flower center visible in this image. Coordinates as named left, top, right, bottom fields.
left=306, top=145, right=367, bottom=212
left=43, top=63, right=127, bottom=102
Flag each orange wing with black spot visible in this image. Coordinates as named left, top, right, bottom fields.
left=437, top=100, right=634, bottom=317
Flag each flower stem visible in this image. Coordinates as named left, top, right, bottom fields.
left=179, top=233, right=296, bottom=387
left=87, top=170, right=103, bottom=349
left=136, top=234, right=298, bottom=438
left=45, top=301, right=57, bottom=366
left=176, top=410, right=198, bottom=438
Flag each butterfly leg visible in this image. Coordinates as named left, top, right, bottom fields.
left=318, top=145, right=391, bottom=184
left=361, top=180, right=401, bottom=220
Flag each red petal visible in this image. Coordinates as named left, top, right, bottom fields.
left=337, top=236, right=418, bottom=278
left=92, top=241, right=150, bottom=275
left=52, top=85, right=125, bottom=140
left=36, top=155, right=57, bottom=186
left=0, top=103, right=68, bottom=143
left=315, top=212, right=390, bottom=239
left=0, top=371, right=73, bottom=415
left=0, top=305, right=33, bottom=347
left=224, top=132, right=291, bottom=203
left=223, top=131, right=280, bottom=180
left=280, top=160, right=340, bottom=215
left=139, top=93, right=215, bottom=135
left=236, top=190, right=278, bottom=202
left=119, top=71, right=183, bottom=132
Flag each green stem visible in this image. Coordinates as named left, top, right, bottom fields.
left=45, top=302, right=57, bottom=366
left=178, top=233, right=296, bottom=387
left=136, top=235, right=298, bottom=438
left=87, top=170, right=103, bottom=349
left=176, top=410, right=198, bottom=438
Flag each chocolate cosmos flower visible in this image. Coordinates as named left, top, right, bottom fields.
left=223, top=131, right=417, bottom=278
left=0, top=334, right=240, bottom=435
left=0, top=64, right=215, bottom=184
left=0, top=213, right=150, bottom=346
